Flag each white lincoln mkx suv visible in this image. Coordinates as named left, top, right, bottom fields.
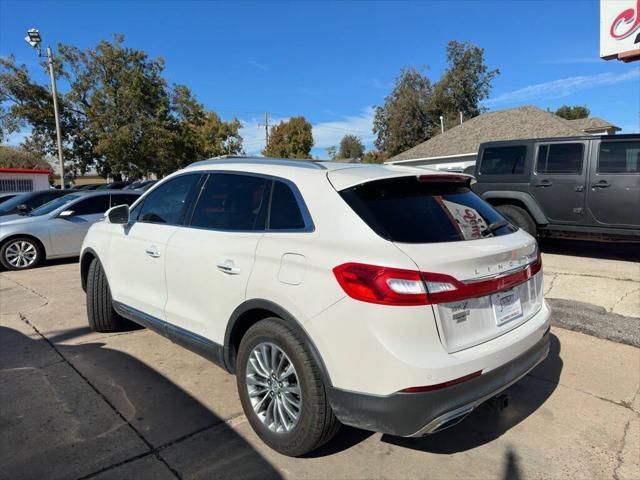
left=80, top=157, right=550, bottom=456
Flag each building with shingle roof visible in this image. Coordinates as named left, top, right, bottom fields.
left=386, top=105, right=620, bottom=171
left=566, top=117, right=621, bottom=135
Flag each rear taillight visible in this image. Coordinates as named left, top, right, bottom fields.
left=332, top=263, right=428, bottom=306
left=333, top=257, right=542, bottom=306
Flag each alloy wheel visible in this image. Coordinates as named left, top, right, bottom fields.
left=4, top=240, right=38, bottom=269
left=245, top=342, right=302, bottom=433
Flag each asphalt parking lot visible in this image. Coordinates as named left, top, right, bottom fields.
left=1, top=241, right=639, bottom=480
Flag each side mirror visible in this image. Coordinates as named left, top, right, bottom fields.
left=106, top=204, right=130, bottom=225
left=58, top=210, right=75, bottom=218
left=16, top=204, right=30, bottom=212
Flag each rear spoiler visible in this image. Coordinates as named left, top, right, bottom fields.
left=417, top=174, right=475, bottom=187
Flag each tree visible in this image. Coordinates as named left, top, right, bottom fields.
left=373, top=67, right=433, bottom=157
left=372, top=41, right=499, bottom=156
left=554, top=105, right=590, bottom=120
left=0, top=35, right=242, bottom=179
left=0, top=145, right=50, bottom=169
left=428, top=40, right=499, bottom=132
left=338, top=134, right=364, bottom=159
left=263, top=116, right=313, bottom=159
left=325, top=145, right=337, bottom=160
left=361, top=150, right=386, bottom=164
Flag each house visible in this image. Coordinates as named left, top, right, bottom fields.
left=386, top=106, right=622, bottom=171
left=565, top=117, right=621, bottom=135
left=0, top=168, right=51, bottom=193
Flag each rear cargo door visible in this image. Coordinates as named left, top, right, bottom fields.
left=336, top=173, right=544, bottom=353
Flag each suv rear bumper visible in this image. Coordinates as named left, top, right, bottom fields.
left=327, top=328, right=550, bottom=437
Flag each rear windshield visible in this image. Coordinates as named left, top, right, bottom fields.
left=339, top=176, right=516, bottom=243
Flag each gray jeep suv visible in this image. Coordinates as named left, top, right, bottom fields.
left=472, top=134, right=639, bottom=242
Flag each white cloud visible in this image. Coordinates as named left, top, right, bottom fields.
left=239, top=107, right=375, bottom=156
left=312, top=107, right=375, bottom=149
left=485, top=67, right=640, bottom=107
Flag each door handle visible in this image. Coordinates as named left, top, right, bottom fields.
left=591, top=180, right=611, bottom=188
left=145, top=246, right=160, bottom=258
left=217, top=260, right=241, bottom=275
left=534, top=180, right=553, bottom=187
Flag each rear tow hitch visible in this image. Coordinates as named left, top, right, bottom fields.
left=482, top=394, right=510, bottom=413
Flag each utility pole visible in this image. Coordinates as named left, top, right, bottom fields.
left=258, top=112, right=270, bottom=154
left=24, top=29, right=65, bottom=189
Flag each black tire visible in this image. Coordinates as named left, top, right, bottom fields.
left=86, top=258, right=125, bottom=332
left=496, top=204, right=537, bottom=237
left=0, top=236, right=43, bottom=271
left=236, top=318, right=340, bottom=456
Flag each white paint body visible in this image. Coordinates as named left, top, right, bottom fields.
left=83, top=161, right=550, bottom=396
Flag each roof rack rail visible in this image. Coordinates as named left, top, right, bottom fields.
left=188, top=156, right=327, bottom=170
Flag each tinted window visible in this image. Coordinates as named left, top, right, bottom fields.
left=340, top=176, right=516, bottom=243
left=32, top=191, right=66, bottom=207
left=110, top=194, right=139, bottom=207
left=537, top=143, right=583, bottom=174
left=190, top=174, right=268, bottom=231
left=138, top=174, right=201, bottom=225
left=479, top=146, right=526, bottom=175
left=598, top=141, right=640, bottom=174
left=0, top=191, right=65, bottom=213
left=29, top=194, right=83, bottom=216
left=269, top=181, right=306, bottom=230
left=72, top=195, right=111, bottom=215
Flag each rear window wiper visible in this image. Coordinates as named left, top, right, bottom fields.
left=481, top=219, right=509, bottom=237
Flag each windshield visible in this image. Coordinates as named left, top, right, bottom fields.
left=0, top=193, right=35, bottom=213
left=28, top=194, right=83, bottom=216
left=339, top=176, right=517, bottom=243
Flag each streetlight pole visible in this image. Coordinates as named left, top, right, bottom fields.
left=46, top=47, right=65, bottom=189
left=25, top=29, right=65, bottom=189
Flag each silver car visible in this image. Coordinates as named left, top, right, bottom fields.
left=0, top=190, right=140, bottom=270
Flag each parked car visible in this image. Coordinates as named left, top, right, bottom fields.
left=123, top=180, right=156, bottom=191
left=0, top=190, right=72, bottom=217
left=96, top=181, right=132, bottom=190
left=76, top=183, right=105, bottom=190
left=0, top=193, right=19, bottom=205
left=80, top=157, right=550, bottom=456
left=137, top=180, right=158, bottom=191
left=473, top=134, right=640, bottom=241
left=0, top=190, right=140, bottom=270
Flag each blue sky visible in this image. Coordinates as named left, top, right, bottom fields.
left=1, top=0, right=639, bottom=157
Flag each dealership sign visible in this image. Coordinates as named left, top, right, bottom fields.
left=601, top=0, right=640, bottom=61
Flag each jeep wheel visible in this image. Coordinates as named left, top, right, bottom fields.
left=236, top=318, right=340, bottom=456
left=497, top=204, right=537, bottom=237
left=86, top=258, right=125, bottom=332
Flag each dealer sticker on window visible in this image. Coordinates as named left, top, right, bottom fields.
left=491, top=289, right=523, bottom=327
